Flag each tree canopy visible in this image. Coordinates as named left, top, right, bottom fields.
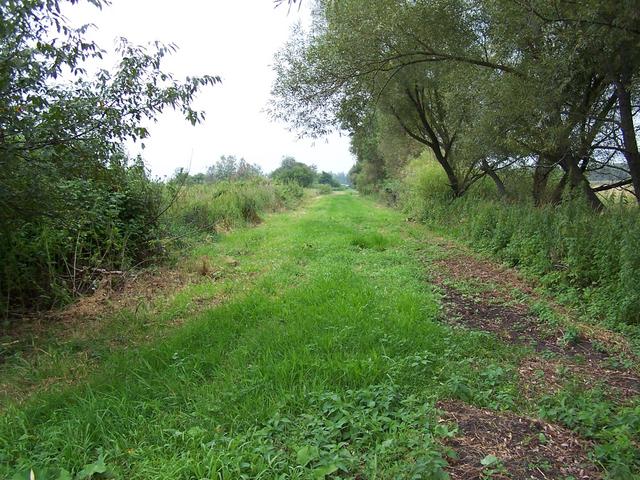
left=206, top=155, right=263, bottom=182
left=271, top=156, right=317, bottom=186
left=271, top=0, right=640, bottom=207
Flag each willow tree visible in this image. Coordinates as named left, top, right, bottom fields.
left=271, top=0, right=513, bottom=197
left=272, top=0, right=640, bottom=206
left=469, top=0, right=639, bottom=209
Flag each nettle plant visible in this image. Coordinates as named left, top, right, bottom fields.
left=0, top=0, right=220, bottom=312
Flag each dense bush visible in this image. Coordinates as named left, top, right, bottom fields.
left=316, top=184, right=333, bottom=195
left=1, top=0, right=217, bottom=318
left=1, top=175, right=305, bottom=317
left=394, top=156, right=640, bottom=328
left=1, top=159, right=164, bottom=314
left=274, top=181, right=305, bottom=207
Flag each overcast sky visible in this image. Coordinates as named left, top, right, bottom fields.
left=65, top=0, right=354, bottom=178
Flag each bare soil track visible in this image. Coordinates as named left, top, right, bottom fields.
left=439, top=400, right=600, bottom=479
left=422, top=238, right=640, bottom=478
left=427, top=243, right=640, bottom=399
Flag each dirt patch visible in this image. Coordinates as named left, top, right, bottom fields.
left=429, top=245, right=634, bottom=353
left=519, top=357, right=640, bottom=400
left=438, top=400, right=601, bottom=479
left=427, top=244, right=640, bottom=401
left=441, top=285, right=553, bottom=350
left=441, top=285, right=605, bottom=357
left=3, top=268, right=193, bottom=345
left=2, top=252, right=244, bottom=345
left=440, top=280, right=640, bottom=399
left=66, top=268, right=191, bottom=318
left=433, top=252, right=536, bottom=301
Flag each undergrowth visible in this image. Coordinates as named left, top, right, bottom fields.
left=162, top=178, right=303, bottom=244
left=1, top=160, right=164, bottom=317
left=540, top=386, right=640, bottom=477
left=1, top=177, right=303, bottom=321
left=2, top=194, right=637, bottom=479
left=390, top=155, right=640, bottom=331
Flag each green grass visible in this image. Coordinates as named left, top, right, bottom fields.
left=1, top=193, right=637, bottom=479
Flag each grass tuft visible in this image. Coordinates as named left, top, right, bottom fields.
left=350, top=232, right=389, bottom=251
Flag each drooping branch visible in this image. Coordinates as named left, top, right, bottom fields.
left=592, top=178, right=634, bottom=192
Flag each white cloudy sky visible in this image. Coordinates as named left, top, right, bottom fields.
left=64, top=0, right=354, bottom=178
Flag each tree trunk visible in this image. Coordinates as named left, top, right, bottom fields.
left=550, top=171, right=569, bottom=205
left=482, top=159, right=507, bottom=198
left=569, top=165, right=605, bottom=211
left=551, top=154, right=604, bottom=211
left=533, top=156, right=554, bottom=206
left=560, top=159, right=605, bottom=211
left=614, top=78, right=640, bottom=204
left=438, top=154, right=461, bottom=196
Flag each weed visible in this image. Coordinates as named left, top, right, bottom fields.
left=539, top=387, right=640, bottom=477
left=480, top=454, right=508, bottom=478
left=316, top=184, right=332, bottom=195
left=560, top=326, right=582, bottom=346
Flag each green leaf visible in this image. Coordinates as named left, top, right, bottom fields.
left=76, top=453, right=108, bottom=479
left=296, top=445, right=320, bottom=466
left=480, top=454, right=499, bottom=467
left=312, top=464, right=339, bottom=479
left=10, top=470, right=32, bottom=480
left=11, top=468, right=72, bottom=480
left=56, top=468, right=72, bottom=480
left=56, top=470, right=72, bottom=480
left=381, top=438, right=394, bottom=448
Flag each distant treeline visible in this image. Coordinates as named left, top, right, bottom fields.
left=176, top=155, right=351, bottom=188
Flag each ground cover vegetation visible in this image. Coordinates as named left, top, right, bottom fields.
left=270, top=0, right=640, bottom=328
left=3, top=0, right=640, bottom=479
left=2, top=194, right=639, bottom=479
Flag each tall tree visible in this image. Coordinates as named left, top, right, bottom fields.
left=272, top=0, right=640, bottom=206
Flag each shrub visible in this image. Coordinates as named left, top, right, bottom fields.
left=1, top=160, right=164, bottom=314
left=0, top=1, right=217, bottom=318
left=274, top=181, right=305, bottom=207
left=1, top=173, right=306, bottom=318
left=271, top=157, right=317, bottom=187
left=164, top=178, right=304, bottom=236
left=317, top=184, right=332, bottom=195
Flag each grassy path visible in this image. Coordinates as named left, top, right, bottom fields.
left=1, top=193, right=637, bottom=478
